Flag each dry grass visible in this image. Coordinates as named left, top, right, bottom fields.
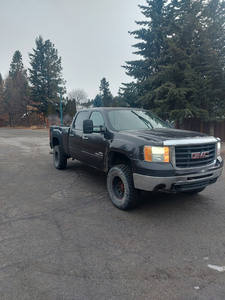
left=30, top=126, right=38, bottom=130
left=0, top=125, right=49, bottom=131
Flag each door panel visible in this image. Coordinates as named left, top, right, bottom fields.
left=81, top=111, right=108, bottom=170
left=69, top=111, right=89, bottom=161
left=81, top=132, right=108, bottom=170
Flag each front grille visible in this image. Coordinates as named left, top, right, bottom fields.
left=175, top=143, right=216, bottom=168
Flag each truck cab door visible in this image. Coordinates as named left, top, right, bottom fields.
left=81, top=111, right=108, bottom=170
left=68, top=110, right=89, bottom=161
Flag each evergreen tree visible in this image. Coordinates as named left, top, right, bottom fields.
left=0, top=74, right=4, bottom=114
left=9, top=50, right=24, bottom=80
left=99, top=77, right=113, bottom=107
left=123, top=0, right=225, bottom=125
left=93, top=94, right=103, bottom=107
left=123, top=0, right=167, bottom=109
left=64, top=99, right=76, bottom=117
left=119, top=82, right=139, bottom=107
left=13, top=70, right=31, bottom=126
left=3, top=76, right=19, bottom=127
left=8, top=51, right=31, bottom=126
left=28, top=36, right=66, bottom=117
left=198, top=0, right=225, bottom=133
left=152, top=0, right=205, bottom=123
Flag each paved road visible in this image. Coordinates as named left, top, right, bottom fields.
left=0, top=128, right=225, bottom=300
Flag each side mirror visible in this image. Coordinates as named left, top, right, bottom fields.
left=83, top=119, right=93, bottom=134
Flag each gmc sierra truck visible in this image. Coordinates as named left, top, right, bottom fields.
left=49, top=107, right=223, bottom=210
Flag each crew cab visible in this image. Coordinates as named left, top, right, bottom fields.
left=49, top=107, right=223, bottom=210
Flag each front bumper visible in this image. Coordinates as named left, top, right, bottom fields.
left=133, top=158, right=223, bottom=192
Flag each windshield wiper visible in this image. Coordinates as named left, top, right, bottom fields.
left=131, top=111, right=153, bottom=129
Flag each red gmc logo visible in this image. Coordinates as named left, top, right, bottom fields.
left=191, top=151, right=210, bottom=159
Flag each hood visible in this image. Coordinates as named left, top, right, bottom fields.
left=121, top=128, right=211, bottom=144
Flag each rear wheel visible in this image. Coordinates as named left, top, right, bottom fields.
left=53, top=145, right=67, bottom=170
left=107, top=164, right=140, bottom=210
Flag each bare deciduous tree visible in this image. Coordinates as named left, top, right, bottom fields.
left=63, top=114, right=72, bottom=125
left=47, top=114, right=60, bottom=126
left=68, top=89, right=88, bottom=104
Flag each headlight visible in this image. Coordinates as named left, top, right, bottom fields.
left=217, top=141, right=221, bottom=157
left=144, top=146, right=170, bottom=162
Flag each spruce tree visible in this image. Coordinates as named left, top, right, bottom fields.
left=0, top=74, right=4, bottom=115
left=152, top=0, right=206, bottom=123
left=8, top=51, right=30, bottom=126
left=64, top=99, right=76, bottom=118
left=2, top=52, right=30, bottom=127
left=3, top=76, right=18, bottom=127
left=13, top=70, right=31, bottom=126
left=123, top=0, right=225, bottom=126
left=9, top=50, right=24, bottom=80
left=99, top=77, right=113, bottom=107
left=199, top=0, right=225, bottom=133
left=28, top=36, right=66, bottom=117
left=93, top=94, right=103, bottom=107
left=123, top=0, right=167, bottom=109
left=119, top=82, right=139, bottom=107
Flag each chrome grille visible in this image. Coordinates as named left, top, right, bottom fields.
left=175, top=143, right=216, bottom=168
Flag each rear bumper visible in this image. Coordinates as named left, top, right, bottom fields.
left=133, top=161, right=223, bottom=192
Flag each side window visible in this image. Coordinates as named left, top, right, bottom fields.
left=73, top=111, right=89, bottom=130
left=90, top=112, right=104, bottom=132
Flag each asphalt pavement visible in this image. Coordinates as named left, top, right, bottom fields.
left=0, top=128, right=225, bottom=300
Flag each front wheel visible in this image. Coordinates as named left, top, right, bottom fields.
left=107, top=164, right=140, bottom=210
left=53, top=145, right=67, bottom=170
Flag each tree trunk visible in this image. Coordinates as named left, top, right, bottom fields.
left=200, top=122, right=203, bottom=133
left=180, top=122, right=184, bottom=130
left=26, top=113, right=30, bottom=127
left=209, top=122, right=214, bottom=136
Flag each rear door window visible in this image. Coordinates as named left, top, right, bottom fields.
left=73, top=111, right=89, bottom=130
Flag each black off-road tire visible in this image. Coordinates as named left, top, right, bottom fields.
left=184, top=187, right=206, bottom=195
left=53, top=145, right=67, bottom=170
left=107, top=164, right=140, bottom=210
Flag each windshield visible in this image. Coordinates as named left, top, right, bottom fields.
left=107, top=109, right=170, bottom=131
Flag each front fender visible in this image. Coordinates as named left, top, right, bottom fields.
left=109, top=139, right=140, bottom=160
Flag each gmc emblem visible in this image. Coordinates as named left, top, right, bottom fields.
left=191, top=151, right=209, bottom=159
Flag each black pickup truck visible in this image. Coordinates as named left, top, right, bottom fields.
left=49, top=107, right=223, bottom=210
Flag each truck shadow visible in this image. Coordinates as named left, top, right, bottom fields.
left=66, top=160, right=209, bottom=213
left=66, top=159, right=106, bottom=179
left=140, top=190, right=207, bottom=208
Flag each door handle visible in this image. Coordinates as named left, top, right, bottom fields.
left=83, top=136, right=88, bottom=140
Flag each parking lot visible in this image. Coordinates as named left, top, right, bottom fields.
left=0, top=128, right=225, bottom=300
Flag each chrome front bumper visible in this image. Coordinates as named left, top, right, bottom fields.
left=133, top=167, right=223, bottom=192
